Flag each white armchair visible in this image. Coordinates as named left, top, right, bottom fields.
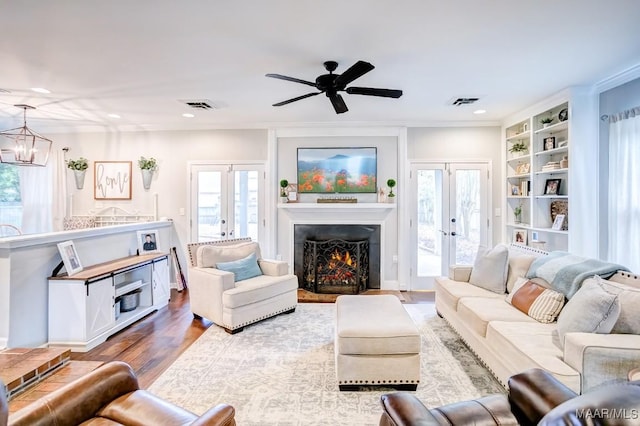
left=187, top=238, right=298, bottom=333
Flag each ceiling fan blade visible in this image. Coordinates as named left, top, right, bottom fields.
left=346, top=87, right=403, bottom=98
left=265, top=73, right=317, bottom=87
left=334, top=61, right=374, bottom=88
left=329, top=93, right=348, bottom=114
left=272, top=92, right=321, bottom=107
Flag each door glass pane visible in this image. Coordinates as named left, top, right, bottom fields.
left=454, top=169, right=481, bottom=264
left=417, top=169, right=443, bottom=277
left=234, top=170, right=259, bottom=240
left=197, top=171, right=222, bottom=241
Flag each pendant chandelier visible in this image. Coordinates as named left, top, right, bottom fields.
left=0, top=104, right=52, bottom=167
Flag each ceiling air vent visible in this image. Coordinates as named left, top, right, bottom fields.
left=450, top=97, right=479, bottom=106
left=184, top=100, right=213, bottom=110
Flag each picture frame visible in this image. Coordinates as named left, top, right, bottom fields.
left=552, top=214, right=566, bottom=230
left=515, top=163, right=530, bottom=175
left=511, top=185, right=520, bottom=196
left=543, top=137, right=556, bottom=151
left=531, top=231, right=539, bottom=242
left=94, top=161, right=132, bottom=200
left=137, top=230, right=160, bottom=254
left=544, top=178, right=561, bottom=195
left=57, top=240, right=83, bottom=276
left=513, top=230, right=527, bottom=245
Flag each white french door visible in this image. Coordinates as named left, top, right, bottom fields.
left=410, top=162, right=489, bottom=290
left=189, top=163, right=265, bottom=243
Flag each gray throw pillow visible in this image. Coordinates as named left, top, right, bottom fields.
left=468, top=244, right=509, bottom=294
left=592, top=276, right=640, bottom=334
left=556, top=278, right=621, bottom=348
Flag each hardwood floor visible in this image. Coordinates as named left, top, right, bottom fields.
left=72, top=288, right=435, bottom=387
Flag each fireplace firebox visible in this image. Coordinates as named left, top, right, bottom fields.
left=294, top=224, right=380, bottom=292
left=303, top=239, right=369, bottom=294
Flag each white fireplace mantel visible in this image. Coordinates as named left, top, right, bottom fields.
left=277, top=202, right=396, bottom=213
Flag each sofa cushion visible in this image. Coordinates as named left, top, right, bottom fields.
left=485, top=321, right=580, bottom=390
left=506, top=252, right=537, bottom=293
left=457, top=297, right=537, bottom=337
left=556, top=278, right=621, bottom=348
left=216, top=252, right=262, bottom=282
left=468, top=244, right=509, bottom=294
left=196, top=242, right=260, bottom=268
left=223, top=274, right=298, bottom=309
left=506, top=278, right=565, bottom=324
left=435, top=277, right=503, bottom=312
left=591, top=276, right=640, bottom=334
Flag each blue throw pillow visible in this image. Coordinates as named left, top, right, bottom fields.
left=216, top=252, right=262, bottom=281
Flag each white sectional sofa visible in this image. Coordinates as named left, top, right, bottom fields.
left=435, top=244, right=640, bottom=394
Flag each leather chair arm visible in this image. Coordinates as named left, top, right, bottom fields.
left=508, top=368, right=577, bottom=426
left=9, top=361, right=139, bottom=426
left=379, top=393, right=440, bottom=426
left=190, top=403, right=236, bottom=426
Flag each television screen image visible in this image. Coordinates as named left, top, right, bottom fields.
left=297, top=147, right=377, bottom=193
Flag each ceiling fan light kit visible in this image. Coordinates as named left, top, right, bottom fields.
left=266, top=60, right=402, bottom=114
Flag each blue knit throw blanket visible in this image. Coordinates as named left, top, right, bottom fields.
left=525, top=251, right=628, bottom=298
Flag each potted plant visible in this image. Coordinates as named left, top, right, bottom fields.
left=509, top=141, right=528, bottom=155
left=138, top=156, right=157, bottom=190
left=540, top=117, right=554, bottom=128
left=514, top=203, right=522, bottom=224
left=387, top=179, right=397, bottom=203
left=67, top=157, right=89, bottom=189
left=279, top=179, right=289, bottom=203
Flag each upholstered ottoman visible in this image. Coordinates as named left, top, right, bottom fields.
left=335, top=295, right=421, bottom=391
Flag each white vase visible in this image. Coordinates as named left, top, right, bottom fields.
left=74, top=170, right=86, bottom=190
left=141, top=169, right=154, bottom=190
left=388, top=195, right=396, bottom=203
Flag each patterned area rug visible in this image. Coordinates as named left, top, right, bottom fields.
left=149, top=303, right=503, bottom=425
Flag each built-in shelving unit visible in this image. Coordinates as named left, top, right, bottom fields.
left=504, top=101, right=570, bottom=251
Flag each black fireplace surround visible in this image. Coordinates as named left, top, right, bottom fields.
left=294, top=224, right=381, bottom=291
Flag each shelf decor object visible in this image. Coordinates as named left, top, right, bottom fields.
left=0, top=104, right=52, bottom=166
left=550, top=200, right=568, bottom=231
left=57, top=240, right=83, bottom=276
left=544, top=178, right=561, bottom=195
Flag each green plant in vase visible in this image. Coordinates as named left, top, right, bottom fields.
left=387, top=179, right=397, bottom=199
left=509, top=142, right=527, bottom=155
left=138, top=156, right=158, bottom=171
left=513, top=204, right=522, bottom=224
left=279, top=179, right=289, bottom=200
left=540, top=117, right=554, bottom=127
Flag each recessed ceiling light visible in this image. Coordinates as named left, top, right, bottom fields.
left=107, top=113, right=121, bottom=118
left=31, top=87, right=51, bottom=94
left=182, top=113, right=195, bottom=118
left=473, top=109, right=486, bottom=114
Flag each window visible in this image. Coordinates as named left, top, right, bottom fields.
left=0, top=163, right=22, bottom=234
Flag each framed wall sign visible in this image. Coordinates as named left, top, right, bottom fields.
left=94, top=161, right=132, bottom=200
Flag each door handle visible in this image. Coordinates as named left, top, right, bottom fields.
left=221, top=232, right=226, bottom=237
left=451, top=232, right=457, bottom=237
left=438, top=230, right=448, bottom=236
left=221, top=219, right=226, bottom=224
left=229, top=230, right=234, bottom=236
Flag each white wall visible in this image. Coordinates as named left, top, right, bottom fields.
left=407, top=126, right=502, bottom=244
left=59, top=128, right=268, bottom=256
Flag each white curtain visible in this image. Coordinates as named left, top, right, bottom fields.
left=19, top=163, right=53, bottom=234
left=608, top=107, right=640, bottom=271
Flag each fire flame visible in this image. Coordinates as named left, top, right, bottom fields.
left=331, top=249, right=355, bottom=267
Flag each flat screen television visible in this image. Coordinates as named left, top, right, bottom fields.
left=297, top=147, right=377, bottom=193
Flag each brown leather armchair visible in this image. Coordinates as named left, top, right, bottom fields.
left=1, top=379, right=7, bottom=426
left=8, top=361, right=235, bottom=426
left=380, top=368, right=640, bottom=425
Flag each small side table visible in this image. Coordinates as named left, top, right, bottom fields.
left=628, top=368, right=640, bottom=381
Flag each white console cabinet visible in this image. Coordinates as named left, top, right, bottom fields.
left=48, top=253, right=170, bottom=352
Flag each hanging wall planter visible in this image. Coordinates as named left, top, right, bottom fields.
left=74, top=170, right=86, bottom=190
left=138, top=156, right=157, bottom=190
left=66, top=157, right=89, bottom=190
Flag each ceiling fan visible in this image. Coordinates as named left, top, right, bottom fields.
left=266, top=60, right=402, bottom=114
